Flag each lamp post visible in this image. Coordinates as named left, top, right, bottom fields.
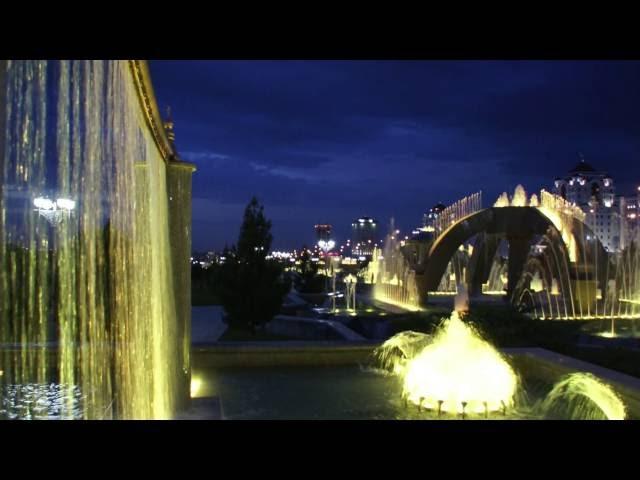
left=318, top=239, right=335, bottom=293
left=33, top=196, right=76, bottom=225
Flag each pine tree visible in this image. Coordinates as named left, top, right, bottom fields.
left=217, top=197, right=290, bottom=333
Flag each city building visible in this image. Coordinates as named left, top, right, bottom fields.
left=351, top=216, right=377, bottom=257
left=621, top=186, right=640, bottom=245
left=553, top=157, right=623, bottom=252
left=314, top=224, right=332, bottom=243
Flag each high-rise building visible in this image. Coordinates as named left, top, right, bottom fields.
left=351, top=216, right=377, bottom=257
left=553, top=157, right=623, bottom=252
left=314, top=224, right=332, bottom=243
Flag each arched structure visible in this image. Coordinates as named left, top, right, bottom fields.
left=413, top=206, right=607, bottom=305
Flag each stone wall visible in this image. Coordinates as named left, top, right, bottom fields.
left=166, top=161, right=195, bottom=409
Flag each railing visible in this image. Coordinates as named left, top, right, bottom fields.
left=538, top=189, right=586, bottom=223
left=433, top=191, right=483, bottom=239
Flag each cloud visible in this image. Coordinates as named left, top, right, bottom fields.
left=182, top=151, right=231, bottom=162
left=150, top=60, right=640, bottom=249
left=249, top=162, right=322, bottom=182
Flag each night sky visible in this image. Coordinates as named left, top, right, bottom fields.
left=149, top=61, right=640, bottom=252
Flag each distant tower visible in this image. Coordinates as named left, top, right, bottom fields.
left=314, top=224, right=332, bottom=243
left=553, top=155, right=620, bottom=252
left=351, top=216, right=377, bottom=257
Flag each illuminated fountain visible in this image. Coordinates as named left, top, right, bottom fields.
left=481, top=241, right=508, bottom=295
left=374, top=305, right=629, bottom=419
left=522, top=217, right=640, bottom=324
left=489, top=187, right=640, bottom=324
left=494, top=192, right=510, bottom=208
left=372, top=193, right=483, bottom=310
left=360, top=245, right=381, bottom=285
left=375, top=277, right=518, bottom=418
left=430, top=192, right=481, bottom=297
left=434, top=245, right=471, bottom=295
left=372, top=222, right=630, bottom=419
left=372, top=219, right=422, bottom=311
left=454, top=282, right=469, bottom=313
left=541, top=373, right=626, bottom=420
left=375, top=306, right=518, bottom=416
left=511, top=184, right=528, bottom=207
left=530, top=271, right=544, bottom=293
left=611, top=231, right=640, bottom=326
left=0, top=60, right=194, bottom=419
left=433, top=192, right=483, bottom=236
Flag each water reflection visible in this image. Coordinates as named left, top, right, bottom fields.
left=1, top=383, right=84, bottom=420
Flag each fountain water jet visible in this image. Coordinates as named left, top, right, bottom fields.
left=541, top=373, right=626, bottom=420
left=0, top=60, right=193, bottom=419
left=375, top=308, right=518, bottom=416
left=399, top=311, right=517, bottom=414
left=372, top=219, right=422, bottom=311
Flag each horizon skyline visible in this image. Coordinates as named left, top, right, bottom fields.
left=188, top=162, right=640, bottom=254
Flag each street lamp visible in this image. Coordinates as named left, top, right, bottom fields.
left=317, top=239, right=335, bottom=253
left=317, top=239, right=335, bottom=292
left=34, top=196, right=76, bottom=225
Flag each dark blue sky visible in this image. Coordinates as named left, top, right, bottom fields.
left=149, top=60, right=640, bottom=252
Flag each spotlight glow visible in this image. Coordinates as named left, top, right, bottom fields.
left=34, top=197, right=55, bottom=210
left=190, top=377, right=202, bottom=398
left=56, top=198, right=76, bottom=211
